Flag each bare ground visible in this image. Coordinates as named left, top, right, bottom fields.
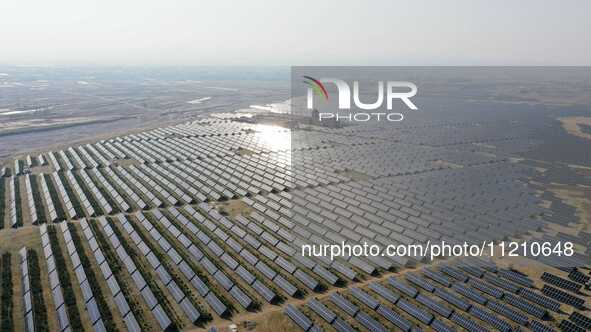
left=558, top=116, right=591, bottom=141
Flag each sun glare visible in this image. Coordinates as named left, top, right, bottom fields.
left=256, top=125, right=291, bottom=152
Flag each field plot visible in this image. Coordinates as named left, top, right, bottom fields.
left=1, top=109, right=590, bottom=332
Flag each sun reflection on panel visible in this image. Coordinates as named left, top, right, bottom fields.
left=254, top=124, right=292, bottom=167
left=255, top=125, right=291, bottom=151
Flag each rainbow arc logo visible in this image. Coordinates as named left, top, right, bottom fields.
left=302, top=76, right=328, bottom=100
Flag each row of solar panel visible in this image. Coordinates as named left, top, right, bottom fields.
left=19, top=247, right=35, bottom=332
left=140, top=210, right=252, bottom=313
left=57, top=222, right=107, bottom=332
left=115, top=214, right=204, bottom=321
left=39, top=224, right=70, bottom=332
left=94, top=216, right=174, bottom=330
left=329, top=271, right=556, bottom=332
left=541, top=272, right=582, bottom=293
left=40, top=136, right=332, bottom=206
left=7, top=177, right=17, bottom=227
left=64, top=171, right=95, bottom=217
left=406, top=265, right=558, bottom=331
left=78, top=170, right=113, bottom=215
left=23, top=175, right=38, bottom=224
left=186, top=202, right=329, bottom=297
left=79, top=218, right=142, bottom=332
left=89, top=169, right=130, bottom=212
left=238, top=170, right=544, bottom=273
left=39, top=174, right=59, bottom=222
left=51, top=172, right=76, bottom=219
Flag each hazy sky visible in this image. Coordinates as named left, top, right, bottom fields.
left=1, top=0, right=589, bottom=66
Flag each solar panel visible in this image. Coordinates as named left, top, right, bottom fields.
left=255, top=261, right=276, bottom=280
left=180, top=297, right=201, bottom=323
left=275, top=256, right=296, bottom=274
left=434, top=288, right=471, bottom=311
left=541, top=272, right=582, bottom=293
left=178, top=261, right=195, bottom=280
left=188, top=245, right=204, bottom=261
left=191, top=276, right=210, bottom=297
left=388, top=277, right=418, bottom=298
left=214, top=270, right=233, bottom=291
left=452, top=283, right=488, bottom=304
left=207, top=241, right=224, bottom=257
left=308, top=325, right=323, bottom=332
left=240, top=250, right=258, bottom=266
left=396, top=298, right=433, bottom=325
left=530, top=320, right=556, bottom=332
left=106, top=276, right=120, bottom=296
left=416, top=294, right=452, bottom=318
left=167, top=281, right=185, bottom=303
left=235, top=265, right=255, bottom=285
left=541, top=285, right=585, bottom=309
left=332, top=317, right=356, bottom=332
left=376, top=306, right=411, bottom=332
left=244, top=234, right=261, bottom=249
left=355, top=311, right=388, bottom=332
left=329, top=293, right=359, bottom=317
left=200, top=257, right=219, bottom=275
left=80, top=280, right=93, bottom=302
left=559, top=319, right=585, bottom=332
left=519, top=289, right=561, bottom=312
left=230, top=226, right=247, bottom=239
left=483, top=273, right=521, bottom=294
left=284, top=304, right=312, bottom=331
left=503, top=293, right=547, bottom=319
left=131, top=271, right=147, bottom=291
left=87, top=298, right=101, bottom=324
left=368, top=282, right=400, bottom=304
left=467, top=279, right=504, bottom=299
left=350, top=287, right=380, bottom=310
left=261, top=232, right=279, bottom=246
left=307, top=298, right=336, bottom=323
left=312, top=265, right=338, bottom=286
left=113, top=292, right=131, bottom=316
left=206, top=293, right=228, bottom=316
left=43, top=243, right=53, bottom=260
left=486, top=300, right=528, bottom=325
left=450, top=312, right=489, bottom=332
left=157, top=237, right=172, bottom=252
left=49, top=270, right=60, bottom=290
left=431, top=319, right=456, bottom=332
left=56, top=305, right=70, bottom=331
left=423, top=268, right=452, bottom=287
left=274, top=275, right=298, bottom=297
left=441, top=266, right=469, bottom=282
left=167, top=248, right=182, bottom=265
left=145, top=252, right=160, bottom=269
left=252, top=280, right=276, bottom=303
left=568, top=269, right=590, bottom=285
left=229, top=286, right=253, bottom=309
left=46, top=256, right=56, bottom=274
left=569, top=312, right=591, bottom=329
left=259, top=246, right=277, bottom=261
left=469, top=306, right=512, bottom=332
left=103, top=225, right=114, bottom=238
left=136, top=242, right=150, bottom=256
left=23, top=310, right=33, bottom=332
left=152, top=304, right=172, bottom=330
left=498, top=270, right=534, bottom=288
left=24, top=291, right=34, bottom=313
left=294, top=270, right=319, bottom=291
left=457, top=264, right=484, bottom=278
left=406, top=272, right=436, bottom=292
